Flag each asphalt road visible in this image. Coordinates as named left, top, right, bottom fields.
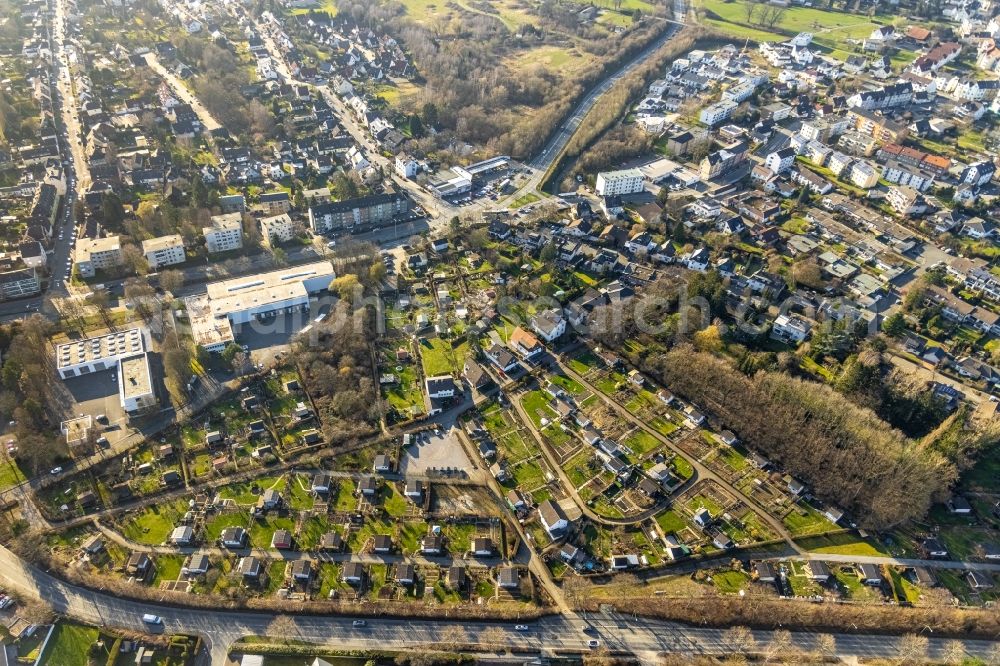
left=528, top=11, right=687, bottom=173
left=1, top=545, right=999, bottom=665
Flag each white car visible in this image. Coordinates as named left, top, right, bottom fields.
left=50, top=466, right=63, bottom=475
left=587, top=639, right=600, bottom=648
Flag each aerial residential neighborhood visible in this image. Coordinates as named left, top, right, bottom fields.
left=0, top=0, right=997, bottom=663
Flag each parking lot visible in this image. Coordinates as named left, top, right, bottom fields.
left=60, top=368, right=129, bottom=446
left=399, top=427, right=474, bottom=477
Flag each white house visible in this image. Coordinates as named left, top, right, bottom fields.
left=771, top=313, right=813, bottom=344
left=538, top=499, right=569, bottom=538
left=698, top=99, right=738, bottom=126
left=530, top=308, right=566, bottom=342
left=394, top=154, right=419, bottom=179
left=764, top=147, right=796, bottom=174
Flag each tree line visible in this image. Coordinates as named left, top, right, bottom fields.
left=645, top=345, right=953, bottom=529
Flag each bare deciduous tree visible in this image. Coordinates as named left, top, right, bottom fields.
left=814, top=633, right=836, bottom=658
left=897, top=633, right=929, bottom=665
left=942, top=639, right=966, bottom=665
left=479, top=626, right=508, bottom=652
left=266, top=614, right=299, bottom=640
left=723, top=625, right=757, bottom=655
left=764, top=629, right=792, bottom=663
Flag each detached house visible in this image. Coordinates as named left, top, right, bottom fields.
left=509, top=327, right=543, bottom=359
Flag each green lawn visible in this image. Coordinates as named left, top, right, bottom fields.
left=699, top=0, right=888, bottom=54
left=153, top=554, right=185, bottom=586
left=218, top=476, right=283, bottom=505
left=592, top=495, right=624, bottom=519
left=889, top=567, right=921, bottom=604
left=521, top=390, right=559, bottom=428
left=799, top=533, right=889, bottom=557
left=120, top=500, right=189, bottom=545
left=716, top=446, right=748, bottom=472
left=333, top=479, right=358, bottom=512
left=511, top=460, right=547, bottom=490
left=549, top=373, right=586, bottom=395
left=250, top=515, right=297, bottom=549
left=39, top=622, right=102, bottom=666
left=0, top=459, right=26, bottom=491
left=563, top=449, right=599, bottom=488
left=783, top=503, right=836, bottom=536
left=650, top=416, right=679, bottom=437
left=419, top=336, right=469, bottom=377
left=712, top=569, right=749, bottom=594
left=688, top=494, right=723, bottom=517
left=624, top=430, right=661, bottom=457
left=382, top=363, right=424, bottom=416
left=672, top=455, right=694, bottom=480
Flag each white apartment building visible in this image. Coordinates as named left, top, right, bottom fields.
left=849, top=161, right=880, bottom=188
left=203, top=213, right=244, bottom=254
left=73, top=236, right=123, bottom=278
left=395, top=154, right=418, bottom=179
left=260, top=213, right=295, bottom=247
left=595, top=168, right=644, bottom=197
left=698, top=99, right=737, bottom=127
left=119, top=353, right=157, bottom=414
left=141, top=234, right=185, bottom=269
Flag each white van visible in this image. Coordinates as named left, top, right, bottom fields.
left=141, top=614, right=162, bottom=625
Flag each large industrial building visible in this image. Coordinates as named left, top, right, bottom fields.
left=55, top=328, right=157, bottom=415
left=187, top=261, right=336, bottom=352
left=428, top=156, right=510, bottom=199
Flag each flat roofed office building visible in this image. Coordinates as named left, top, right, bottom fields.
left=119, top=353, right=156, bottom=413
left=187, top=262, right=336, bottom=351
left=56, top=328, right=146, bottom=379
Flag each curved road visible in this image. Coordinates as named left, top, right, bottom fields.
left=2, top=545, right=999, bottom=665
left=555, top=355, right=804, bottom=553
left=528, top=6, right=687, bottom=172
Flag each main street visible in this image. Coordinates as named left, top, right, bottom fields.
left=1, top=545, right=998, bottom=665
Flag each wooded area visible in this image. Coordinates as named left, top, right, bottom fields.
left=646, top=346, right=953, bottom=529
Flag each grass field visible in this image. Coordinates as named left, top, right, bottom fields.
left=656, top=509, right=687, bottom=534
left=699, top=0, right=888, bottom=56
left=521, top=390, right=559, bottom=428
left=289, top=0, right=337, bottom=14
left=121, top=500, right=189, bottom=545
left=0, top=459, right=26, bottom=492
left=374, top=81, right=421, bottom=106
left=799, top=532, right=889, bottom=557
left=711, top=569, right=750, bottom=594
left=153, top=554, right=185, bottom=586
left=39, top=622, right=102, bottom=666
left=783, top=502, right=836, bottom=536
left=624, top=430, right=661, bottom=457
left=419, top=336, right=469, bottom=377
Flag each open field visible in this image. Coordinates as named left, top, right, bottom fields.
left=698, top=0, right=889, bottom=56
